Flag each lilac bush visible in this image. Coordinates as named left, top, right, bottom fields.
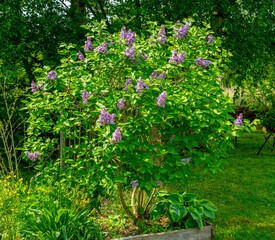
left=24, top=19, right=236, bottom=223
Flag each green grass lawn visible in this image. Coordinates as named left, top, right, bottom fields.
left=172, top=133, right=275, bottom=239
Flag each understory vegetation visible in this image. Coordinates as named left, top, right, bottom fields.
left=1, top=133, right=274, bottom=239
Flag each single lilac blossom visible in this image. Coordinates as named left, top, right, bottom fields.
left=124, top=77, right=133, bottom=91
left=234, top=113, right=243, bottom=126
left=207, top=34, right=214, bottom=44
left=195, top=57, right=211, bottom=68
left=175, top=20, right=180, bottom=24
left=47, top=70, right=57, bottom=80
left=117, top=98, right=125, bottom=110
left=157, top=91, right=167, bottom=107
left=98, top=107, right=115, bottom=125
left=120, top=26, right=127, bottom=39
left=169, top=49, right=186, bottom=64
left=135, top=77, right=144, bottom=95
left=120, top=26, right=136, bottom=47
left=84, top=37, right=94, bottom=51
left=131, top=180, right=139, bottom=188
left=138, top=53, right=148, bottom=60
left=148, top=35, right=155, bottom=45
left=31, top=81, right=43, bottom=93
left=181, top=158, right=191, bottom=165
left=82, top=90, right=90, bottom=104
left=125, top=47, right=136, bottom=62
left=157, top=25, right=167, bottom=44
left=173, top=22, right=189, bottom=39
left=109, top=41, right=115, bottom=46
left=125, top=30, right=136, bottom=47
left=150, top=70, right=158, bottom=79
left=96, top=41, right=108, bottom=55
left=25, top=152, right=41, bottom=161
left=112, top=127, right=122, bottom=144
left=218, top=73, right=225, bottom=79
left=78, top=51, right=85, bottom=60
left=157, top=71, right=166, bottom=79
left=157, top=180, right=162, bottom=186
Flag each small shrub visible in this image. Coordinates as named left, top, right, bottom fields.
left=150, top=191, right=217, bottom=229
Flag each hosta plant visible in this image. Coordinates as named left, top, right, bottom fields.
left=23, top=19, right=234, bottom=223
left=150, top=191, right=217, bottom=229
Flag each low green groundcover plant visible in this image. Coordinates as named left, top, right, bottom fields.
left=23, top=18, right=237, bottom=223
left=150, top=191, right=217, bottom=229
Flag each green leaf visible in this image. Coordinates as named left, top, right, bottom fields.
left=62, top=226, right=68, bottom=240
left=167, top=193, right=182, bottom=204
left=150, top=209, right=162, bottom=221
left=189, top=207, right=203, bottom=229
left=169, top=204, right=187, bottom=222
left=203, top=208, right=215, bottom=218
left=185, top=217, right=198, bottom=229
left=198, top=200, right=217, bottom=211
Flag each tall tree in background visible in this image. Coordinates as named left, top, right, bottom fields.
left=104, top=0, right=274, bottom=86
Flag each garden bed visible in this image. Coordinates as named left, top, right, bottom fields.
left=111, top=223, right=215, bottom=240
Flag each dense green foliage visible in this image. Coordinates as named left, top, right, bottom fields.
left=23, top=19, right=236, bottom=222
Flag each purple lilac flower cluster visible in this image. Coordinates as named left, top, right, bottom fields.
left=78, top=51, right=85, bottom=60
left=207, top=34, right=214, bottom=44
left=150, top=70, right=166, bottom=79
left=218, top=73, right=225, bottom=79
left=138, top=53, right=148, bottom=60
left=25, top=152, right=41, bottom=161
left=125, top=47, right=136, bottom=62
left=131, top=180, right=139, bottom=188
left=173, top=22, right=190, bottom=39
left=120, top=26, right=136, bottom=47
left=157, top=91, right=167, bottom=107
left=157, top=25, right=167, bottom=44
left=99, top=107, right=115, bottom=125
left=47, top=71, right=57, bottom=80
left=84, top=36, right=94, bottom=51
left=112, top=127, right=122, bottom=143
left=82, top=90, right=90, bottom=104
left=156, top=180, right=162, bottom=187
left=234, top=113, right=243, bottom=126
left=135, top=77, right=148, bottom=94
left=117, top=98, right=125, bottom=110
left=96, top=41, right=108, bottom=55
left=124, top=77, right=133, bottom=91
left=195, top=57, right=211, bottom=68
left=148, top=35, right=155, bottom=45
left=169, top=49, right=186, bottom=64
left=181, top=158, right=191, bottom=165
left=31, top=81, right=43, bottom=93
